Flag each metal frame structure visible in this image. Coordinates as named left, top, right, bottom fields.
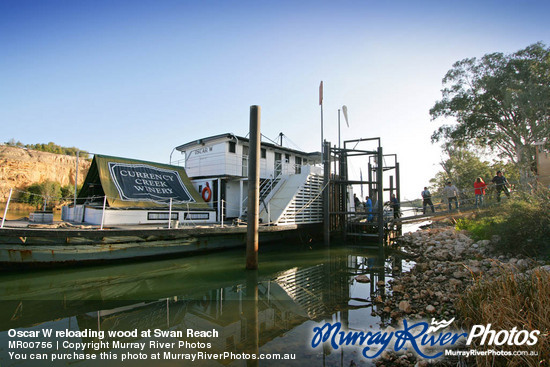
left=323, top=138, right=401, bottom=249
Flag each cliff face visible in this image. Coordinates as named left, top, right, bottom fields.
left=0, top=145, right=91, bottom=202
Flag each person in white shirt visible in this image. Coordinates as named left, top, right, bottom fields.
left=442, top=181, right=459, bottom=211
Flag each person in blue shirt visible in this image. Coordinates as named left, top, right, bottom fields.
left=390, top=194, right=400, bottom=219
left=364, top=196, right=373, bottom=222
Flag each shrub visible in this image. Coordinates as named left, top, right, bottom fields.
left=20, top=181, right=62, bottom=209
left=60, top=185, right=73, bottom=200
left=455, top=188, right=550, bottom=257
left=457, top=268, right=550, bottom=366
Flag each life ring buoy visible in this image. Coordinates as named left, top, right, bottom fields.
left=202, top=183, right=212, bottom=202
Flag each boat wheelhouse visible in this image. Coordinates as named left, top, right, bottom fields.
left=172, top=133, right=324, bottom=225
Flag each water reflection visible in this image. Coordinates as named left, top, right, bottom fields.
left=0, top=242, right=412, bottom=366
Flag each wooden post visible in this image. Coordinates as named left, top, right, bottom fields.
left=323, top=141, right=331, bottom=246
left=377, top=147, right=384, bottom=248
left=245, top=270, right=259, bottom=366
left=396, top=161, right=401, bottom=206
left=368, top=162, right=373, bottom=199
left=246, top=105, right=261, bottom=270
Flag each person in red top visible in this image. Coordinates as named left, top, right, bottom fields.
left=474, top=177, right=487, bottom=208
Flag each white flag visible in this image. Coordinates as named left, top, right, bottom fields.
left=342, top=105, right=349, bottom=127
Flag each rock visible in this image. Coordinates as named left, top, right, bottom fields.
left=449, top=279, right=462, bottom=288
left=390, top=311, right=401, bottom=319
left=425, top=305, right=436, bottom=314
left=355, top=274, right=370, bottom=283
left=398, top=301, right=412, bottom=313
left=433, top=275, right=446, bottom=282
left=452, top=271, right=466, bottom=279
left=468, top=266, right=482, bottom=276
left=393, top=284, right=405, bottom=293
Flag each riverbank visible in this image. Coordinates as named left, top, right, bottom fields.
left=374, top=220, right=549, bottom=366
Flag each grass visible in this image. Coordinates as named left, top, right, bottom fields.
left=457, top=267, right=550, bottom=366
left=454, top=188, right=550, bottom=257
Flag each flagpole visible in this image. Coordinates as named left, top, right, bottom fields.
left=338, top=109, right=341, bottom=150
left=319, top=81, right=324, bottom=158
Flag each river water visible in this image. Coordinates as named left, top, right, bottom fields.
left=0, top=223, right=424, bottom=367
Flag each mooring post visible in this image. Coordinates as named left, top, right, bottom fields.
left=246, top=105, right=261, bottom=270
left=1, top=188, right=13, bottom=228
left=245, top=270, right=259, bottom=366
left=368, top=162, right=373, bottom=199
left=396, top=161, right=401, bottom=206
left=376, top=147, right=384, bottom=247
left=323, top=140, right=331, bottom=246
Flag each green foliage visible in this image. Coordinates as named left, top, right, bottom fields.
left=60, top=185, right=74, bottom=199
left=455, top=188, right=550, bottom=257
left=5, top=139, right=89, bottom=158
left=19, top=181, right=63, bottom=209
left=430, top=42, right=550, bottom=184
left=455, top=216, right=503, bottom=241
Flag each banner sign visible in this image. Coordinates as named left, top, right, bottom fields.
left=108, top=162, right=196, bottom=204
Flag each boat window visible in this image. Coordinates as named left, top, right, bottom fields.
left=295, top=156, right=302, bottom=174
left=261, top=148, right=266, bottom=159
left=228, top=142, right=236, bottom=153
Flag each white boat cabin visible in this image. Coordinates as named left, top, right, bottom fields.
left=172, top=133, right=324, bottom=224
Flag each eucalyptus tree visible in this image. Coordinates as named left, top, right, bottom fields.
left=430, top=42, right=550, bottom=185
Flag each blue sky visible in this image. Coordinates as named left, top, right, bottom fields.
left=1, top=0, right=549, bottom=199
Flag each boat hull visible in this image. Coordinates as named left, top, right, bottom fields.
left=0, top=225, right=316, bottom=268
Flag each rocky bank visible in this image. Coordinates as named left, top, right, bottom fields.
left=0, top=145, right=90, bottom=202
left=368, top=221, right=547, bottom=366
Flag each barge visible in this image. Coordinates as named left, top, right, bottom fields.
left=1, top=133, right=328, bottom=268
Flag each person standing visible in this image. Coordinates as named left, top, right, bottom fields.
left=421, top=187, right=435, bottom=214
left=442, top=181, right=459, bottom=211
left=473, top=177, right=487, bottom=207
left=365, top=196, right=373, bottom=222
left=491, top=171, right=510, bottom=202
left=390, top=194, right=400, bottom=219
left=353, top=193, right=361, bottom=211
